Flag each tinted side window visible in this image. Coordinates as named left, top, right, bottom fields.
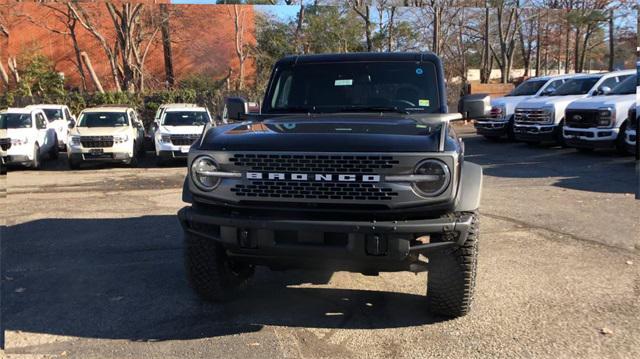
left=598, top=77, right=620, bottom=92
left=36, top=113, right=47, bottom=129
left=546, top=79, right=564, bottom=92
left=64, top=108, right=72, bottom=120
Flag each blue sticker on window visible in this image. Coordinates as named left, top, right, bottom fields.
left=416, top=68, right=424, bottom=75
left=284, top=123, right=296, bottom=130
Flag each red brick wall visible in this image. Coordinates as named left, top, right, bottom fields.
left=4, top=1, right=255, bottom=92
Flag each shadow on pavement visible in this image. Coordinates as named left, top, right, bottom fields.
left=3, top=216, right=442, bottom=343
left=461, top=134, right=636, bottom=194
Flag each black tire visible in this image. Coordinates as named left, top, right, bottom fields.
left=506, top=118, right=516, bottom=141
left=68, top=158, right=81, bottom=170
left=28, top=144, right=41, bottom=169
left=128, top=144, right=139, bottom=168
left=49, top=141, right=59, bottom=160
left=556, top=120, right=567, bottom=147
left=156, top=156, right=167, bottom=167
left=184, top=231, right=254, bottom=302
left=616, top=122, right=629, bottom=155
left=427, top=212, right=479, bottom=318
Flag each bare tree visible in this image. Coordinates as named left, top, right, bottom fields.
left=69, top=2, right=159, bottom=92
left=491, top=1, right=521, bottom=83
left=229, top=4, right=249, bottom=91
left=349, top=0, right=373, bottom=52
left=160, top=3, right=175, bottom=88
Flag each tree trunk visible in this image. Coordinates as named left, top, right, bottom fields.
left=7, top=57, right=19, bottom=84
left=363, top=6, right=372, bottom=52
left=294, top=5, right=305, bottom=54
left=564, top=11, right=570, bottom=73
left=481, top=6, right=490, bottom=83
left=0, top=60, right=8, bottom=88
left=69, top=25, right=87, bottom=92
left=535, top=10, right=541, bottom=76
left=608, top=9, right=614, bottom=71
left=81, top=51, right=104, bottom=94
left=432, top=7, right=440, bottom=55
left=387, top=7, right=395, bottom=52
left=160, top=3, right=174, bottom=88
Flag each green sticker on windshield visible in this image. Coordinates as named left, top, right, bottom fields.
left=419, top=99, right=430, bottom=107
left=334, top=79, right=353, bottom=86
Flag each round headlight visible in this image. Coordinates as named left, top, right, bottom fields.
left=191, top=156, right=220, bottom=191
left=413, top=159, right=451, bottom=197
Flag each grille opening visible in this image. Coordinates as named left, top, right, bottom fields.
left=81, top=136, right=114, bottom=148
left=230, top=154, right=399, bottom=173
left=231, top=181, right=398, bottom=201
left=170, top=134, right=200, bottom=146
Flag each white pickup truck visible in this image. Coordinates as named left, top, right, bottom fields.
left=474, top=74, right=575, bottom=140
left=563, top=75, right=636, bottom=153
left=152, top=104, right=212, bottom=165
left=0, top=107, right=58, bottom=169
left=513, top=69, right=635, bottom=145
left=25, top=104, right=75, bottom=150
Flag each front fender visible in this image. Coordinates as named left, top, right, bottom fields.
left=454, top=161, right=483, bottom=212
left=182, top=176, right=193, bottom=203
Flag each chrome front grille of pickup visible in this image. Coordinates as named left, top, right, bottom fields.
left=514, top=108, right=551, bottom=124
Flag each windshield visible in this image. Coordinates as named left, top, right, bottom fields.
left=0, top=113, right=32, bottom=129
left=264, top=61, right=441, bottom=114
left=608, top=76, right=636, bottom=95
left=78, top=112, right=129, bottom=127
left=162, top=111, right=210, bottom=126
left=549, top=77, right=600, bottom=96
left=42, top=109, right=63, bottom=122
left=507, top=79, right=547, bottom=96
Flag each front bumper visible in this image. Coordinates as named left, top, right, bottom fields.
left=178, top=205, right=473, bottom=272
left=158, top=149, right=189, bottom=160
left=68, top=142, right=133, bottom=163
left=563, top=127, right=619, bottom=149
left=513, top=123, right=557, bottom=142
left=5, top=145, right=34, bottom=164
left=474, top=119, right=509, bottom=136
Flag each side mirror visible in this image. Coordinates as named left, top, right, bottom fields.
left=223, top=97, right=250, bottom=122
left=68, top=120, right=76, bottom=129
left=458, top=93, right=491, bottom=119
left=599, top=86, right=612, bottom=95
left=540, top=89, right=554, bottom=96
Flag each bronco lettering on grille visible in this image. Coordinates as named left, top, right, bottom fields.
left=246, top=172, right=381, bottom=182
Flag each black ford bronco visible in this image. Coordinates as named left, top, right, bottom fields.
left=178, top=52, right=487, bottom=318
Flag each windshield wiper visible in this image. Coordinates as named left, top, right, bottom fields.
left=338, top=106, right=409, bottom=114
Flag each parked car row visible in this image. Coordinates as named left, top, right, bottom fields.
left=0, top=103, right=215, bottom=170
left=474, top=69, right=637, bottom=155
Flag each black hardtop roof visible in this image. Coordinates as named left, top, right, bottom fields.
left=276, top=52, right=441, bottom=66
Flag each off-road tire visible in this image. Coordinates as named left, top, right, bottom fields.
left=427, top=211, right=479, bottom=318
left=184, top=231, right=254, bottom=302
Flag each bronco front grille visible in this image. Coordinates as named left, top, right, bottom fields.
left=565, top=109, right=599, bottom=128
left=81, top=136, right=113, bottom=148
left=231, top=181, right=398, bottom=201
left=229, top=154, right=400, bottom=173
left=171, top=134, right=200, bottom=146
left=0, top=138, right=10, bottom=151
left=514, top=108, right=551, bottom=124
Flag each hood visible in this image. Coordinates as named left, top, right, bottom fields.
left=71, top=126, right=130, bottom=136
left=491, top=95, right=532, bottom=115
left=199, top=114, right=443, bottom=152
left=566, top=94, right=636, bottom=111
left=517, top=94, right=585, bottom=110
left=158, top=125, right=205, bottom=135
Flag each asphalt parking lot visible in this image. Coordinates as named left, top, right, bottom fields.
left=2, top=124, right=639, bottom=358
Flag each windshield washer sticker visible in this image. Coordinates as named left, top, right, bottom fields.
left=283, top=123, right=296, bottom=130
left=334, top=79, right=353, bottom=86
left=415, top=68, right=424, bottom=75
left=419, top=99, right=430, bottom=107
